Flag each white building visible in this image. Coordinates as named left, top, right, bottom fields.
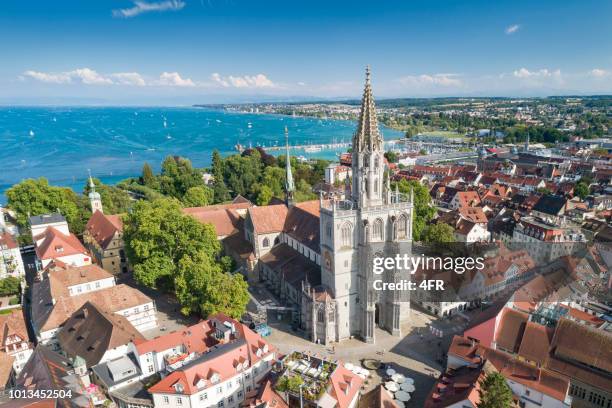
left=0, top=232, right=25, bottom=279
left=148, top=316, right=277, bottom=408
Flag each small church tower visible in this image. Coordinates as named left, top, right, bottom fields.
left=88, top=171, right=103, bottom=214
left=284, top=126, right=295, bottom=207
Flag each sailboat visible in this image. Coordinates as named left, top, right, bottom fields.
left=29, top=130, right=35, bottom=137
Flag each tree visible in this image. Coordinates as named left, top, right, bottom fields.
left=394, top=179, right=436, bottom=240
left=0, top=277, right=21, bottom=296
left=256, top=185, right=274, bottom=206
left=574, top=182, right=590, bottom=200
left=159, top=156, right=204, bottom=199
left=384, top=151, right=399, bottom=163
left=123, top=198, right=248, bottom=318
left=141, top=162, right=156, bottom=188
left=422, top=223, right=455, bottom=246
left=477, top=372, right=513, bottom=408
left=177, top=253, right=249, bottom=318
left=224, top=151, right=263, bottom=198
left=211, top=150, right=230, bottom=203
left=182, top=186, right=213, bottom=207
left=123, top=198, right=220, bottom=289
left=6, top=178, right=84, bottom=233
left=261, top=166, right=286, bottom=198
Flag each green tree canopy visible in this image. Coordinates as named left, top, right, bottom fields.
left=255, top=185, right=274, bottom=206
left=6, top=178, right=84, bottom=233
left=0, top=277, right=21, bottom=296
left=211, top=150, right=231, bottom=203
left=477, top=372, right=513, bottom=408
left=141, top=162, right=157, bottom=188
left=574, top=182, right=590, bottom=200
left=123, top=198, right=248, bottom=318
left=182, top=186, right=214, bottom=207
left=393, top=179, right=436, bottom=240
left=159, top=156, right=204, bottom=199
left=422, top=223, right=455, bottom=245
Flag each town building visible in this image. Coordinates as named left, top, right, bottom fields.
left=30, top=213, right=91, bottom=270
left=0, top=309, right=33, bottom=387
left=84, top=210, right=130, bottom=276
left=148, top=315, right=277, bottom=408
left=0, top=231, right=25, bottom=279
left=14, top=344, right=100, bottom=407
left=30, top=263, right=156, bottom=347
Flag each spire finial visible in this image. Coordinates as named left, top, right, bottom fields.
left=366, top=65, right=371, bottom=82
left=88, top=169, right=95, bottom=190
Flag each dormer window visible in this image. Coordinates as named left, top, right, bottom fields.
left=55, top=246, right=64, bottom=253
left=210, top=373, right=220, bottom=384
left=195, top=379, right=207, bottom=389
left=256, top=349, right=262, bottom=357
left=262, top=344, right=269, bottom=353
left=174, top=383, right=184, bottom=393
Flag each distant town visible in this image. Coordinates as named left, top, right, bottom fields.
left=0, top=70, right=611, bottom=408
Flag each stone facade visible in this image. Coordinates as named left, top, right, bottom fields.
left=303, top=67, right=414, bottom=344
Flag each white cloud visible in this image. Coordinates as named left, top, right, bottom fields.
left=513, top=67, right=561, bottom=79
left=111, top=72, right=147, bottom=86
left=398, top=73, right=463, bottom=88
left=22, top=70, right=72, bottom=84
left=590, top=68, right=609, bottom=78
left=21, top=68, right=196, bottom=87
left=22, top=68, right=111, bottom=85
left=210, top=73, right=276, bottom=88
left=112, top=0, right=185, bottom=18
left=505, top=24, right=521, bottom=35
left=71, top=68, right=113, bottom=85
left=156, top=72, right=196, bottom=87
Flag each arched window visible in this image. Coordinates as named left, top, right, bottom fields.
left=374, top=156, right=379, bottom=168
left=397, top=214, right=408, bottom=239
left=274, top=237, right=280, bottom=245
left=262, top=237, right=270, bottom=248
left=317, top=308, right=325, bottom=323
left=374, top=178, right=378, bottom=194
left=372, top=218, right=384, bottom=241
left=341, top=222, right=353, bottom=248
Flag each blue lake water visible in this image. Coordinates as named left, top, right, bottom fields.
left=0, top=107, right=404, bottom=202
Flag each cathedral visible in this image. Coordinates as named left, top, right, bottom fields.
left=301, top=67, right=414, bottom=344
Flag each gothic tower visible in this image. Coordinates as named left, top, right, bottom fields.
left=284, top=126, right=295, bottom=207
left=88, top=171, right=103, bottom=214
left=317, top=67, right=413, bottom=344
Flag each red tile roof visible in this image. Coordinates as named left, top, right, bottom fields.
left=494, top=308, right=528, bottom=353
left=0, top=232, right=18, bottom=250
left=148, top=314, right=275, bottom=396
left=34, top=227, right=89, bottom=261
left=133, top=320, right=217, bottom=355
left=85, top=210, right=123, bottom=250
left=248, top=205, right=288, bottom=234
left=184, top=207, right=242, bottom=237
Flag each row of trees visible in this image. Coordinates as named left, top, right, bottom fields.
left=5, top=177, right=132, bottom=241
left=210, top=148, right=326, bottom=206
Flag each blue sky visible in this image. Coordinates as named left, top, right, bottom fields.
left=1, top=0, right=611, bottom=104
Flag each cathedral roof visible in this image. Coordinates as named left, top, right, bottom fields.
left=353, top=66, right=383, bottom=152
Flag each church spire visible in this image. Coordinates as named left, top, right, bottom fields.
left=284, top=126, right=295, bottom=207
left=88, top=170, right=103, bottom=214
left=353, top=66, right=383, bottom=152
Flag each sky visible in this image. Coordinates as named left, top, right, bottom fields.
left=1, top=0, right=612, bottom=104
